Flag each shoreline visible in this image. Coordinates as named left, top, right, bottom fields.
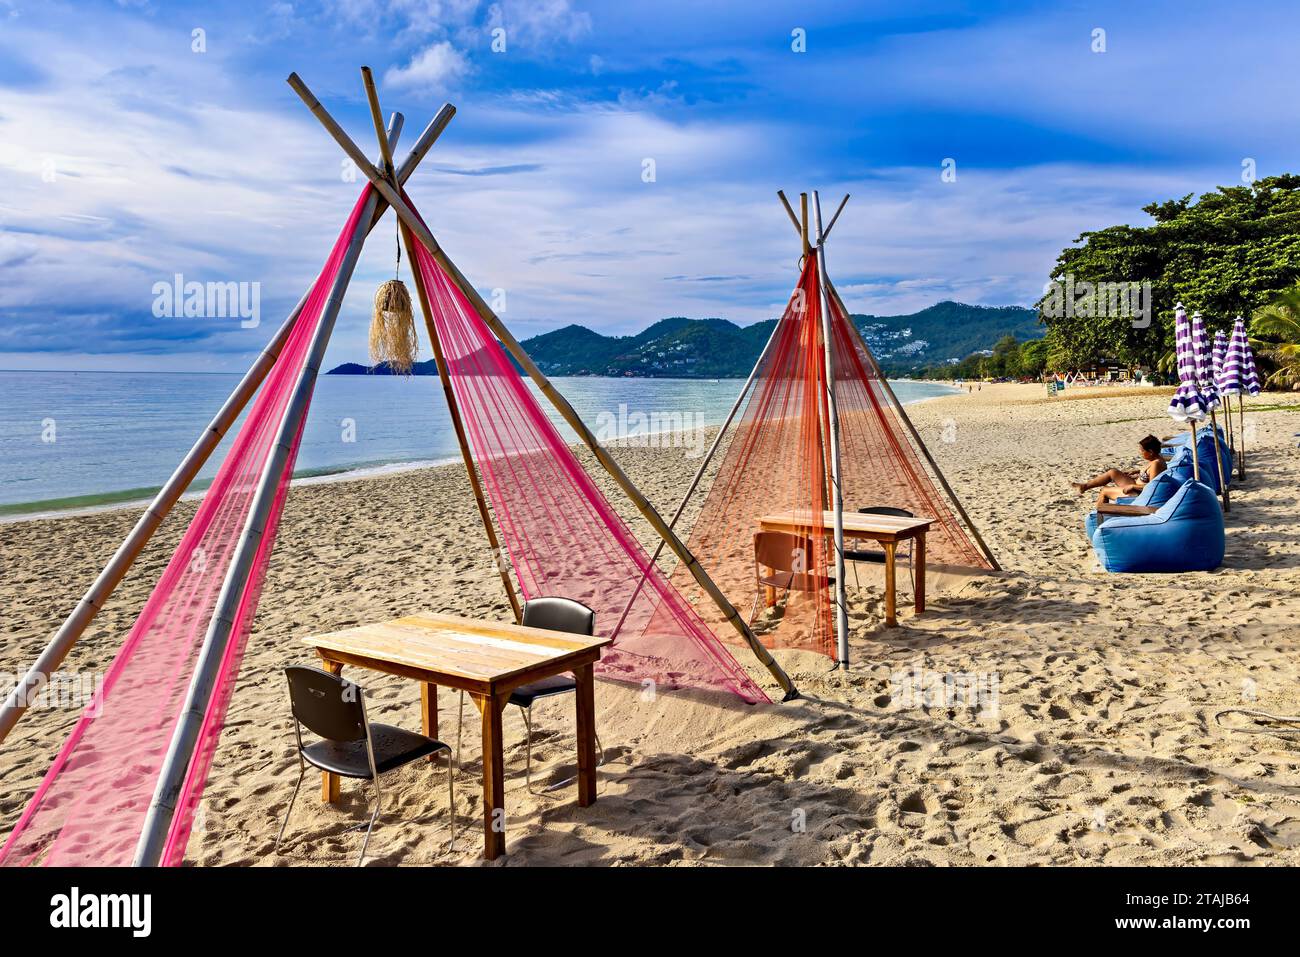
left=0, top=380, right=963, bottom=524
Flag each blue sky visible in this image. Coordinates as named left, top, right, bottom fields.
left=1, top=0, right=1297, bottom=371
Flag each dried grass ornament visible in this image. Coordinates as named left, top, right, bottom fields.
left=369, top=278, right=417, bottom=374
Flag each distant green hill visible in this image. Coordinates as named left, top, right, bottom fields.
left=326, top=301, right=1040, bottom=378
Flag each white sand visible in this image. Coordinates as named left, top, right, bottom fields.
left=2, top=383, right=1299, bottom=865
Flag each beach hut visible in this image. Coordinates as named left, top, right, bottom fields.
left=634, top=192, right=998, bottom=669
left=0, top=71, right=796, bottom=868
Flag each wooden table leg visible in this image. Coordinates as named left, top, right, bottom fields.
left=884, top=541, right=898, bottom=628
left=913, top=531, right=926, bottom=615
left=574, top=664, right=597, bottom=807
left=764, top=566, right=776, bottom=608
left=421, top=682, right=438, bottom=752
left=479, top=692, right=507, bottom=860
left=320, top=660, right=342, bottom=804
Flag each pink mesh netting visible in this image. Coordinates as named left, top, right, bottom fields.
left=0, top=188, right=375, bottom=867
left=406, top=200, right=769, bottom=703
left=673, top=258, right=990, bottom=658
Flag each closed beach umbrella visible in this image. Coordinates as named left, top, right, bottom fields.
left=1192, top=312, right=1228, bottom=508
left=1241, top=324, right=1262, bottom=396
left=1226, top=316, right=1257, bottom=476
left=1168, top=305, right=1206, bottom=421
left=1167, top=305, right=1205, bottom=480
left=1213, top=330, right=1231, bottom=392
left=1191, top=312, right=1219, bottom=412
left=1223, top=316, right=1248, bottom=395
left=1213, top=329, right=1236, bottom=463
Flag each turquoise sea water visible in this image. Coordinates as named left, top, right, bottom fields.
left=0, top=371, right=957, bottom=516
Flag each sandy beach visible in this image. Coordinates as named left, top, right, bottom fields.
left=2, top=383, right=1299, bottom=866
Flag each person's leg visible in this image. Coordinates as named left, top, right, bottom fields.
left=1073, top=467, right=1132, bottom=494
left=1096, top=485, right=1126, bottom=507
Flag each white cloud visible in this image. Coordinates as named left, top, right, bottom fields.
left=383, top=41, right=471, bottom=93
left=486, top=0, right=591, bottom=50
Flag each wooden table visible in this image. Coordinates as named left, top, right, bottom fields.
left=758, top=510, right=934, bottom=627
left=303, top=611, right=611, bottom=860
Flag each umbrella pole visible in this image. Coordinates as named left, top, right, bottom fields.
left=1238, top=395, right=1247, bottom=479
left=1209, top=410, right=1229, bottom=512
left=1189, top=422, right=1200, bottom=482
left=1223, top=393, right=1235, bottom=457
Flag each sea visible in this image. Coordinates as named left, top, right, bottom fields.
left=0, top=371, right=957, bottom=518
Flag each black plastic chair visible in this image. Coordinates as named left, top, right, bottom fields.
left=844, top=506, right=915, bottom=591
left=276, top=665, right=454, bottom=865
left=456, top=597, right=603, bottom=793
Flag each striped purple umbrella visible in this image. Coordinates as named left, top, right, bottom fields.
left=1168, top=304, right=1208, bottom=422
left=1221, top=316, right=1247, bottom=395
left=1240, top=317, right=1262, bottom=396
left=1213, top=329, right=1230, bottom=391
left=1191, top=312, right=1219, bottom=412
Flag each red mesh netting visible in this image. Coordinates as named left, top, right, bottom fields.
left=407, top=201, right=769, bottom=703
left=1, top=188, right=375, bottom=867
left=673, top=257, right=990, bottom=658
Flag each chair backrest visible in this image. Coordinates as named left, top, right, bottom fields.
left=753, top=531, right=816, bottom=574
left=1165, top=445, right=1195, bottom=484
left=858, top=506, right=915, bottom=518
left=284, top=665, right=367, bottom=743
left=521, top=597, right=595, bottom=636
left=1131, top=469, right=1184, bottom=509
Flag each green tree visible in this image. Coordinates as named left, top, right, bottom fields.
left=1039, top=174, right=1300, bottom=371
left=1251, top=284, right=1300, bottom=388
left=1019, top=338, right=1050, bottom=377
left=990, top=334, right=1022, bottom=378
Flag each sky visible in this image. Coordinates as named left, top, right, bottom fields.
left=0, top=0, right=1297, bottom=372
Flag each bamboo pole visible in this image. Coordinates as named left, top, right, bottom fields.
left=826, top=281, right=1002, bottom=571
left=1209, top=409, right=1229, bottom=512
left=1238, top=394, right=1248, bottom=479
left=777, top=190, right=801, bottom=235
left=1189, top=421, right=1201, bottom=481
left=609, top=311, right=785, bottom=639
left=0, top=110, right=468, bottom=749
left=286, top=72, right=797, bottom=699
left=401, top=228, right=522, bottom=621
left=359, top=67, right=519, bottom=622
left=821, top=193, right=850, bottom=242
left=360, top=67, right=396, bottom=176
left=813, top=191, right=850, bottom=669
left=134, top=116, right=400, bottom=866
left=0, top=296, right=303, bottom=746
left=799, top=192, right=810, bottom=256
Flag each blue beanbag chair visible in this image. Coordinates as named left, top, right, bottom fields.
left=1163, top=428, right=1232, bottom=490
left=1083, top=470, right=1188, bottom=539
left=1090, top=480, right=1225, bottom=573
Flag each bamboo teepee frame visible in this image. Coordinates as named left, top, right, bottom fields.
left=285, top=70, right=795, bottom=701
left=611, top=189, right=999, bottom=672
left=2, top=69, right=800, bottom=866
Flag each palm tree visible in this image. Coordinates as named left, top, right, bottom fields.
left=1251, top=285, right=1300, bottom=389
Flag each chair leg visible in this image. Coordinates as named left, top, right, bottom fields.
left=444, top=749, right=457, bottom=853
left=274, top=759, right=307, bottom=852
left=357, top=775, right=382, bottom=867
left=521, top=705, right=535, bottom=794
left=455, top=690, right=465, bottom=768
left=542, top=704, right=605, bottom=793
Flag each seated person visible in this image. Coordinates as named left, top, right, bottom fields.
left=1071, top=435, right=1167, bottom=507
